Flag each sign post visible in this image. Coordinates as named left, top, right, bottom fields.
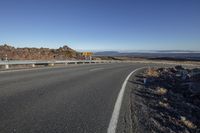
left=82, top=52, right=93, bottom=61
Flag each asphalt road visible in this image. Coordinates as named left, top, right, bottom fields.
left=0, top=63, right=146, bottom=133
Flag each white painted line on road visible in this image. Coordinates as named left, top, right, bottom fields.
left=0, top=67, right=49, bottom=73
left=89, top=67, right=104, bottom=72
left=107, top=67, right=144, bottom=133
left=0, top=65, right=72, bottom=74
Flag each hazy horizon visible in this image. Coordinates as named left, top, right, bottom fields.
left=1, top=43, right=200, bottom=53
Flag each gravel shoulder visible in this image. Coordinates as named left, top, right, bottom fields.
left=119, top=66, right=200, bottom=133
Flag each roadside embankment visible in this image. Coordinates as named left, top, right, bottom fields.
left=121, top=66, right=200, bottom=133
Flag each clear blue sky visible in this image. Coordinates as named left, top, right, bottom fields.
left=0, top=0, right=200, bottom=51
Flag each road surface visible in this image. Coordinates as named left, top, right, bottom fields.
left=0, top=63, right=145, bottom=133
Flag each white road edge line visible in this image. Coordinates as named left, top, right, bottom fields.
left=0, top=66, right=62, bottom=74
left=89, top=68, right=104, bottom=72
left=107, top=67, right=145, bottom=133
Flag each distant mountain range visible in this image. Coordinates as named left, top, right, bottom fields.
left=94, top=50, right=200, bottom=61
left=94, top=50, right=200, bottom=55
left=94, top=51, right=120, bottom=56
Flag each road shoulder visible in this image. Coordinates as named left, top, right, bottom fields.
left=118, top=66, right=200, bottom=133
left=116, top=68, right=145, bottom=133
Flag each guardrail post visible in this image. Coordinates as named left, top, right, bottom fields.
left=49, top=63, right=54, bottom=66
left=5, top=64, right=9, bottom=69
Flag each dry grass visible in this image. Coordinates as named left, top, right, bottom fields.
left=180, top=116, right=197, bottom=129
left=156, top=87, right=168, bottom=95
left=146, top=68, right=159, bottom=77
left=159, top=101, right=170, bottom=108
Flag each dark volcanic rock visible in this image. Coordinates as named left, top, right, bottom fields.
left=0, top=44, right=81, bottom=60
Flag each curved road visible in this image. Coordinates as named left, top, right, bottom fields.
left=0, top=63, right=145, bottom=133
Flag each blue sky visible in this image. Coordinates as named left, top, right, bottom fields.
left=0, top=0, right=200, bottom=51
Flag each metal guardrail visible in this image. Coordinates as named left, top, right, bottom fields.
left=0, top=59, right=199, bottom=69
left=0, top=60, right=117, bottom=69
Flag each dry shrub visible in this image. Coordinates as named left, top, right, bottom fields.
left=156, top=87, right=168, bottom=95
left=180, top=116, right=197, bottom=129
left=159, top=101, right=170, bottom=108
left=146, top=68, right=159, bottom=77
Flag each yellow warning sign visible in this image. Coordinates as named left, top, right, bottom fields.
left=82, top=52, right=93, bottom=56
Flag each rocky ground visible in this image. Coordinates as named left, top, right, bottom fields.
left=0, top=44, right=81, bottom=60
left=130, top=66, right=200, bottom=133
